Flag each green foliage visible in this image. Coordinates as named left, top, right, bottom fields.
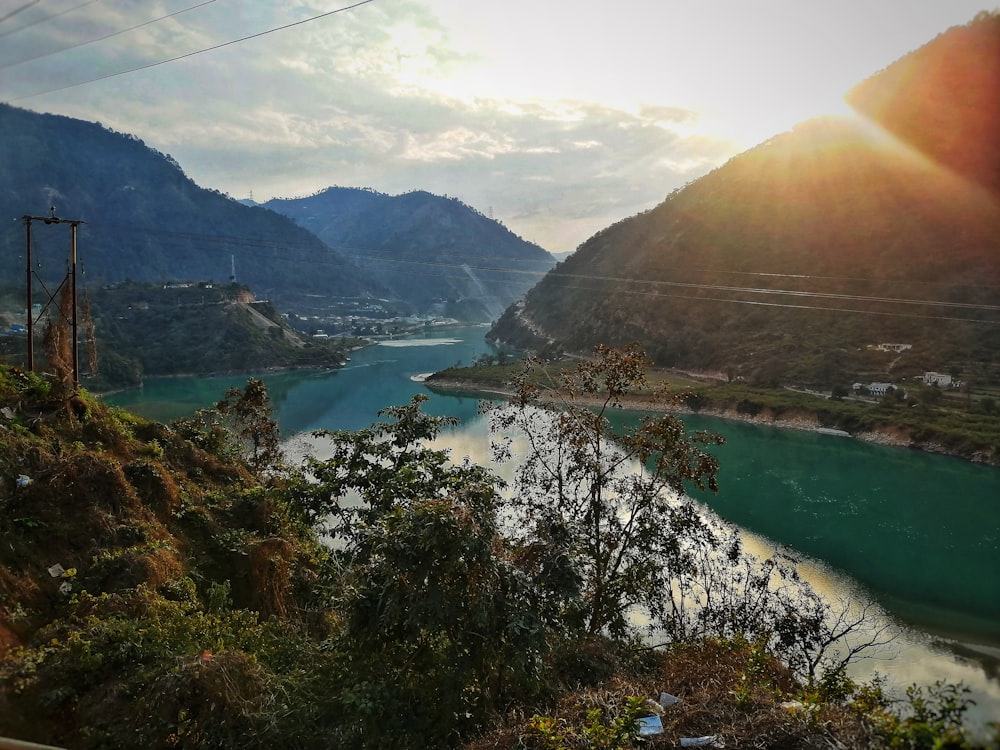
left=289, top=394, right=548, bottom=747
left=0, top=585, right=337, bottom=749
left=489, top=345, right=894, bottom=686
left=172, top=406, right=242, bottom=463
left=294, top=393, right=499, bottom=534
left=530, top=696, right=647, bottom=750
left=0, top=360, right=988, bottom=749
left=490, top=343, right=725, bottom=636
left=731, top=637, right=776, bottom=707
left=874, top=680, right=977, bottom=749
left=215, top=378, right=283, bottom=475
left=81, top=283, right=350, bottom=384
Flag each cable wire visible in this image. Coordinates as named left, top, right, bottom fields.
left=7, top=217, right=997, bottom=325
left=9, top=0, right=377, bottom=101
left=0, top=0, right=40, bottom=26
left=0, top=0, right=218, bottom=71
left=0, top=0, right=102, bottom=40
left=78, top=222, right=1000, bottom=316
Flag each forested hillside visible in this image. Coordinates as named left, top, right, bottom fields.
left=0, top=104, right=378, bottom=309
left=84, top=283, right=355, bottom=388
left=0, top=104, right=556, bottom=323
left=847, top=11, right=1000, bottom=198
left=488, top=13, right=1000, bottom=391
left=263, top=187, right=555, bottom=321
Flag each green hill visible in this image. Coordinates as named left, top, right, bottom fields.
left=263, top=187, right=555, bottom=321
left=0, top=282, right=355, bottom=390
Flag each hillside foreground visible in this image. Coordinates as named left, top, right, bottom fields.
left=0, top=362, right=994, bottom=749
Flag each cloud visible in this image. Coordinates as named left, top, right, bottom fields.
left=0, top=1, right=741, bottom=251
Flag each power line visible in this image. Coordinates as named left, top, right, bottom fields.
left=87, top=219, right=1000, bottom=292
left=0, top=0, right=218, bottom=72
left=0, top=0, right=40, bottom=26
left=8, top=219, right=996, bottom=325
left=523, top=279, right=1000, bottom=326
left=0, top=0, right=102, bottom=41
left=9, top=0, right=377, bottom=101
left=84, top=220, right=1000, bottom=293
left=34, top=221, right=999, bottom=321
left=538, top=268, right=1000, bottom=312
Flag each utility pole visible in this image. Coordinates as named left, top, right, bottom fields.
left=22, top=210, right=85, bottom=386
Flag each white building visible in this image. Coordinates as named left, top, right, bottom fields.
left=923, top=372, right=953, bottom=388
left=853, top=382, right=895, bottom=397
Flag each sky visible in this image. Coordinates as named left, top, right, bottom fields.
left=0, top=0, right=995, bottom=254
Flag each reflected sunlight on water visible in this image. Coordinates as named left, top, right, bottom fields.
left=115, top=325, right=1000, bottom=734
left=288, top=409, right=1000, bottom=731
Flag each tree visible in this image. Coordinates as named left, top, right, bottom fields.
left=488, top=343, right=892, bottom=684
left=830, top=384, right=849, bottom=401
left=489, top=343, right=724, bottom=637
left=291, top=395, right=548, bottom=747
left=215, top=378, right=282, bottom=475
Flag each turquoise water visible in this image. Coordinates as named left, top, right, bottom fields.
left=680, top=414, right=1000, bottom=643
left=106, top=326, right=492, bottom=430
left=106, top=325, right=1000, bottom=724
left=106, top=327, right=1000, bottom=641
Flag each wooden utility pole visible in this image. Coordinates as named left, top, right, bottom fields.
left=22, top=211, right=85, bottom=386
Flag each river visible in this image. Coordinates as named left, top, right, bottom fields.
left=106, top=324, right=1000, bottom=729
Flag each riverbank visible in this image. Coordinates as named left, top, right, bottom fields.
left=423, top=374, right=1000, bottom=467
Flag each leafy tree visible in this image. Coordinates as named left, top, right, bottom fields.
left=874, top=680, right=978, bottom=749
left=216, top=378, right=282, bottom=475
left=489, top=343, right=724, bottom=637
left=290, top=395, right=548, bottom=747
left=489, top=343, right=892, bottom=683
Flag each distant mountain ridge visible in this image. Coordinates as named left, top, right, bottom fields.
left=0, top=104, right=553, bottom=323
left=262, top=188, right=555, bottom=322
left=488, top=13, right=1000, bottom=389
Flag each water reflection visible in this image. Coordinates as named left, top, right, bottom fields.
left=289, top=409, right=1000, bottom=731
left=108, top=327, right=1000, bottom=732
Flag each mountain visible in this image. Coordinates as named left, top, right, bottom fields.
left=263, top=188, right=556, bottom=322
left=488, top=14, right=1000, bottom=389
left=0, top=104, right=381, bottom=311
left=846, top=11, right=1000, bottom=198
left=0, top=104, right=555, bottom=323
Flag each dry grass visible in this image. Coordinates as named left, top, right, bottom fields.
left=467, top=639, right=884, bottom=750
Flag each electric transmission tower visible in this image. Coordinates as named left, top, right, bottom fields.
left=22, top=208, right=85, bottom=387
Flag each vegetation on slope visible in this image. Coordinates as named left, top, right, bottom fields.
left=263, top=187, right=555, bottom=321
left=847, top=11, right=1000, bottom=198
left=0, top=282, right=360, bottom=390
left=0, top=104, right=377, bottom=306
left=0, top=349, right=991, bottom=748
